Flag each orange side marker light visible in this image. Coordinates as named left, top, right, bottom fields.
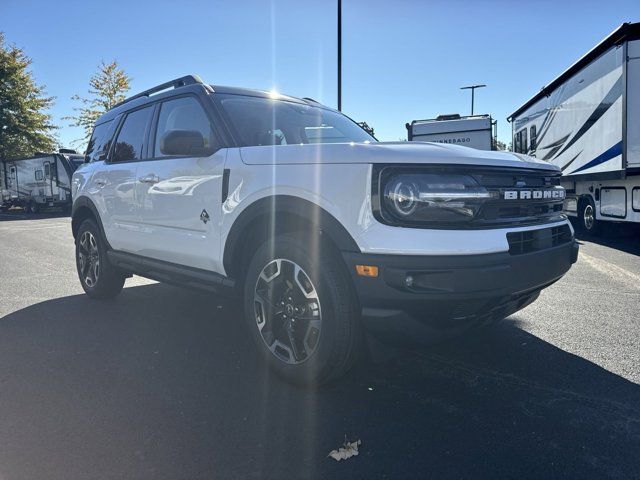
left=356, top=265, right=379, bottom=277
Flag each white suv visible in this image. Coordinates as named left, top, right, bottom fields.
left=71, top=75, right=578, bottom=384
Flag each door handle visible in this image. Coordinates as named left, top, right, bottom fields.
left=94, top=178, right=107, bottom=187
left=138, top=174, right=160, bottom=184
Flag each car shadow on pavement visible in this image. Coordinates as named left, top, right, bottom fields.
left=0, top=283, right=638, bottom=480
left=571, top=218, right=640, bottom=256
left=0, top=209, right=70, bottom=222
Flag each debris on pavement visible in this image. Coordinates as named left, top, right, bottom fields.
left=328, top=437, right=361, bottom=461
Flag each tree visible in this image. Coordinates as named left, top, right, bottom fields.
left=0, top=32, right=57, bottom=161
left=66, top=60, right=131, bottom=149
left=494, top=139, right=508, bottom=151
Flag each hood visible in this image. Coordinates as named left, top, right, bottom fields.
left=239, top=141, right=558, bottom=171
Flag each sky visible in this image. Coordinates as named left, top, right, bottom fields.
left=1, top=0, right=638, bottom=149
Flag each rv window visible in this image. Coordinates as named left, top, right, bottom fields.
left=112, top=106, right=154, bottom=162
left=44, top=163, right=50, bottom=179
left=35, top=170, right=43, bottom=181
left=530, top=125, right=537, bottom=150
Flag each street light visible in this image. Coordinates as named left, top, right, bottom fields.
left=460, top=84, right=486, bottom=115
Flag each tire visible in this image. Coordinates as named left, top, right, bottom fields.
left=579, top=198, right=601, bottom=235
left=75, top=219, right=125, bottom=299
left=28, top=201, right=40, bottom=214
left=243, top=234, right=361, bottom=385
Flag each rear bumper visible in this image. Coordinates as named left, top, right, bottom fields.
left=342, top=239, right=578, bottom=325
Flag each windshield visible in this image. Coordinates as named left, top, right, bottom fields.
left=216, top=94, right=376, bottom=147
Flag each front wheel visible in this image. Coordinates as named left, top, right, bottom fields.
left=75, top=219, right=125, bottom=299
left=243, top=234, right=361, bottom=385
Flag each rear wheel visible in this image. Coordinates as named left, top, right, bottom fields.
left=243, top=234, right=361, bottom=385
left=75, top=219, right=125, bottom=299
left=579, top=198, right=601, bottom=235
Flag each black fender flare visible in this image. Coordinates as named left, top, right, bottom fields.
left=71, top=196, right=111, bottom=248
left=223, top=195, right=360, bottom=276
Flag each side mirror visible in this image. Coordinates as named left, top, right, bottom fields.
left=160, top=130, right=211, bottom=156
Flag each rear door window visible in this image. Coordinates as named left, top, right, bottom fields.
left=112, top=107, right=154, bottom=162
left=86, top=120, right=114, bottom=162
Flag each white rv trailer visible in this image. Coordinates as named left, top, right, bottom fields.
left=508, top=22, right=640, bottom=234
left=0, top=152, right=80, bottom=213
left=407, top=114, right=496, bottom=150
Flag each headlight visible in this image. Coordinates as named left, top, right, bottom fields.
left=380, top=172, right=495, bottom=225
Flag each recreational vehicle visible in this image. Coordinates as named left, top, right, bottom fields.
left=508, top=22, right=640, bottom=234
left=1, top=152, right=81, bottom=213
left=406, top=114, right=496, bottom=151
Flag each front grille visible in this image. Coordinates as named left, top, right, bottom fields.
left=480, top=202, right=564, bottom=222
left=472, top=171, right=565, bottom=227
left=507, top=225, right=573, bottom=255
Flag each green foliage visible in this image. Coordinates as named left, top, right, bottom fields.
left=66, top=60, right=131, bottom=149
left=0, top=32, right=57, bottom=160
left=494, top=139, right=508, bottom=151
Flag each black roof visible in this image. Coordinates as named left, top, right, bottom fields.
left=95, top=75, right=323, bottom=126
left=508, top=22, right=640, bottom=121
left=210, top=85, right=308, bottom=105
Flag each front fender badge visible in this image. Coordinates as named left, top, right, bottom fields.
left=200, top=209, right=210, bottom=224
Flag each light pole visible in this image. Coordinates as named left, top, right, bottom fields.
left=337, top=0, right=342, bottom=111
left=460, top=84, right=486, bottom=115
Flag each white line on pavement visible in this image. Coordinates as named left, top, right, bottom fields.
left=579, top=252, right=640, bottom=290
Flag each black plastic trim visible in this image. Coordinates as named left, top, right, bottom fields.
left=343, top=239, right=578, bottom=314
left=223, top=195, right=360, bottom=275
left=221, top=168, right=230, bottom=202
left=107, top=250, right=236, bottom=294
left=71, top=196, right=110, bottom=247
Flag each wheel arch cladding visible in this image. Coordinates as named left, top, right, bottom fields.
left=223, top=195, right=360, bottom=280
left=71, top=196, right=108, bottom=246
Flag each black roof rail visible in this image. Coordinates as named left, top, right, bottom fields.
left=302, top=97, right=323, bottom=105
left=114, top=75, right=206, bottom=108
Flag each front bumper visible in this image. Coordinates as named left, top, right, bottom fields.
left=342, top=238, right=579, bottom=325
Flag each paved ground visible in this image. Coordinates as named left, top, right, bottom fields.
left=0, top=211, right=639, bottom=479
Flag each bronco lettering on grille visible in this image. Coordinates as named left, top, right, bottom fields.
left=503, top=189, right=565, bottom=200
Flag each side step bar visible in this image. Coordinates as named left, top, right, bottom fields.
left=107, top=250, right=237, bottom=296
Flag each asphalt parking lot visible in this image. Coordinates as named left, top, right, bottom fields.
left=0, top=211, right=639, bottom=479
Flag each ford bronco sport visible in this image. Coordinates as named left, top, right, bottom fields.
left=71, top=75, right=579, bottom=384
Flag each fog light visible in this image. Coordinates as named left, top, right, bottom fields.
left=356, top=265, right=378, bottom=277
left=405, top=275, right=414, bottom=287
